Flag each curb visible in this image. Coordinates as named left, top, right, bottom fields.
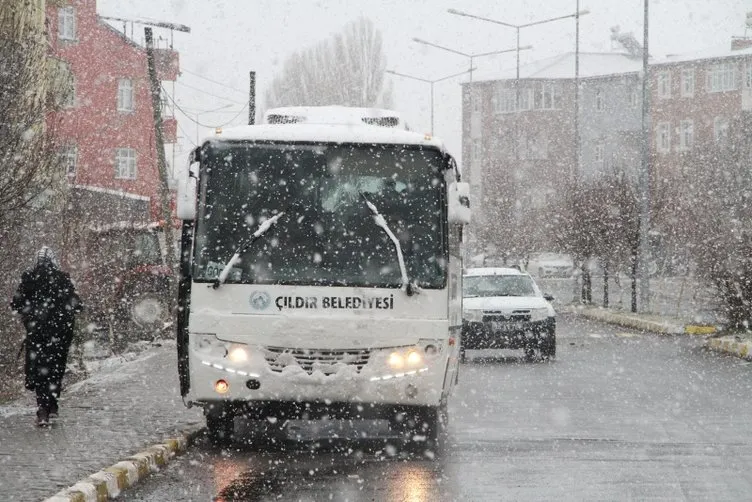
left=568, top=307, right=685, bottom=335
left=706, top=336, right=752, bottom=361
left=43, top=424, right=204, bottom=502
left=567, top=306, right=719, bottom=335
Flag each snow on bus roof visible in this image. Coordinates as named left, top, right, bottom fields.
left=210, top=122, right=447, bottom=150
left=264, top=106, right=405, bottom=126
left=204, top=106, right=448, bottom=152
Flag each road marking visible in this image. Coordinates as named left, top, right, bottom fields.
left=616, top=333, right=640, bottom=338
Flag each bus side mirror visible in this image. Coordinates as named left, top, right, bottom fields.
left=176, top=167, right=197, bottom=221
left=448, top=181, right=471, bottom=225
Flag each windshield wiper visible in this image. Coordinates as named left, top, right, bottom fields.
left=212, top=212, right=285, bottom=289
left=359, top=192, right=418, bottom=296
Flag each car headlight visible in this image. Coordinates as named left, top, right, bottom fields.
left=530, top=307, right=550, bottom=322
left=463, top=309, right=483, bottom=322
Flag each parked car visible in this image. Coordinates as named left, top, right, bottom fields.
left=525, top=252, right=575, bottom=278
left=461, top=267, right=556, bottom=362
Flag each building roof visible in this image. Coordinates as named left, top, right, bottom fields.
left=654, top=43, right=752, bottom=65
left=470, top=51, right=643, bottom=83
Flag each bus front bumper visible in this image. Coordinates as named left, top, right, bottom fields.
left=185, top=344, right=448, bottom=409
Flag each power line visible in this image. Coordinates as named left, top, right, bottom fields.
left=162, top=86, right=249, bottom=129
left=174, top=80, right=247, bottom=105
left=180, top=67, right=248, bottom=95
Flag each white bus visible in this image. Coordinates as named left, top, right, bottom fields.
left=175, top=106, right=470, bottom=451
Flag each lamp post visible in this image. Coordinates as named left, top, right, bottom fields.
left=637, top=0, right=651, bottom=312
left=195, top=103, right=233, bottom=144
left=385, top=67, right=475, bottom=134
left=447, top=7, right=590, bottom=82
left=411, top=38, right=530, bottom=83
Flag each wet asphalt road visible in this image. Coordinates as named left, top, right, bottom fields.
left=123, top=314, right=752, bottom=501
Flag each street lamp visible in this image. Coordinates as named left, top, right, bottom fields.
left=447, top=7, right=590, bottom=80
left=411, top=38, right=531, bottom=83
left=385, top=67, right=475, bottom=134
left=195, top=103, right=233, bottom=144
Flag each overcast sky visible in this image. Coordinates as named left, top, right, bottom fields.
left=98, top=0, right=752, bottom=170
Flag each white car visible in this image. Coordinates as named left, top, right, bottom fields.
left=525, top=252, right=575, bottom=278
left=462, top=267, right=556, bottom=362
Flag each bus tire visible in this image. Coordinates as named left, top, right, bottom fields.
left=206, top=408, right=235, bottom=446
left=396, top=404, right=447, bottom=458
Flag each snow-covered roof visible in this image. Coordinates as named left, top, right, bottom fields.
left=464, top=267, right=525, bottom=277
left=654, top=43, right=752, bottom=65
left=469, top=52, right=643, bottom=83
left=208, top=123, right=446, bottom=151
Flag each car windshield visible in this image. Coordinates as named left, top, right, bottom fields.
left=193, top=141, right=447, bottom=288
left=463, top=274, right=538, bottom=298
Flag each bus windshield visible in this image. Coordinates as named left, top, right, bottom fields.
left=193, top=142, right=448, bottom=288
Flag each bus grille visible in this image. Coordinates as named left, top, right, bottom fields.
left=264, top=347, right=371, bottom=375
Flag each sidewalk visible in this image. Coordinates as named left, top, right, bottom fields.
left=568, top=305, right=751, bottom=361
left=0, top=343, right=203, bottom=501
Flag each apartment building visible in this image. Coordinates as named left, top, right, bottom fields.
left=650, top=40, right=752, bottom=186
left=47, top=0, right=179, bottom=223
left=462, top=50, right=642, bottom=253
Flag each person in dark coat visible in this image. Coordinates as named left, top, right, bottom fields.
left=10, top=247, right=83, bottom=426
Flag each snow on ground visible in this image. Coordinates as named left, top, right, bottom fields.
left=0, top=339, right=174, bottom=417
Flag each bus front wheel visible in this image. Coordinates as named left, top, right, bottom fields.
left=205, top=406, right=235, bottom=446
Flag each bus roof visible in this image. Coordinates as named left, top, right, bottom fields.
left=204, top=106, right=448, bottom=152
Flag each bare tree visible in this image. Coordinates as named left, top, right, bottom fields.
left=669, top=121, right=752, bottom=329
left=265, top=17, right=392, bottom=110
left=0, top=35, right=64, bottom=228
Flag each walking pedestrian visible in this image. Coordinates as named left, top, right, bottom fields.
left=10, top=246, right=83, bottom=426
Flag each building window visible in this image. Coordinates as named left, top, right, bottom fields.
left=60, top=145, right=77, bottom=176
left=518, top=89, right=532, bottom=111
left=630, top=88, right=640, bottom=107
left=657, top=71, right=671, bottom=99
left=496, top=89, right=516, bottom=114
left=707, top=62, right=737, bottom=92
left=534, top=83, right=558, bottom=110
left=595, top=89, right=604, bottom=111
left=115, top=148, right=137, bottom=179
left=714, top=116, right=729, bottom=144
left=594, top=143, right=604, bottom=164
left=471, top=139, right=481, bottom=162
left=58, top=6, right=76, bottom=40
left=681, top=68, right=695, bottom=97
left=472, top=94, right=481, bottom=113
left=117, top=79, right=134, bottom=112
left=679, top=120, right=694, bottom=150
left=656, top=122, right=671, bottom=153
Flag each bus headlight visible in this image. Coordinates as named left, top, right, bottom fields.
left=388, top=347, right=425, bottom=370
left=227, top=345, right=249, bottom=363
left=406, top=349, right=423, bottom=366
left=388, top=351, right=405, bottom=369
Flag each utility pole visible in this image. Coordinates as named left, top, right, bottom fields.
left=145, top=27, right=177, bottom=315
left=638, top=0, right=651, bottom=312
left=248, top=71, right=256, bottom=125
